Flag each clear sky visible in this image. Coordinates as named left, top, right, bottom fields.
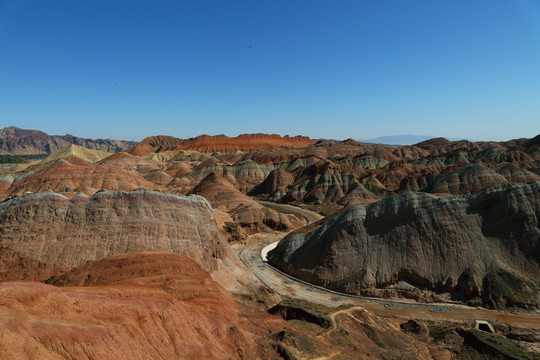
left=1, top=1, right=539, bottom=141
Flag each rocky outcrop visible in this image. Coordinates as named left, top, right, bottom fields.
left=0, top=190, right=251, bottom=291
left=0, top=126, right=135, bottom=155
left=269, top=182, right=540, bottom=308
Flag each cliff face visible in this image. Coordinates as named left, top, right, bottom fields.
left=0, top=190, right=250, bottom=290
left=269, top=182, right=540, bottom=308
left=0, top=127, right=136, bottom=155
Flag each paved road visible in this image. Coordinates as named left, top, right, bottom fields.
left=238, top=233, right=540, bottom=329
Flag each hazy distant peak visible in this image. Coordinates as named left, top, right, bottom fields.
left=359, top=135, right=474, bottom=146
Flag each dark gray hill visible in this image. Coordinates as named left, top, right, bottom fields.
left=269, top=181, right=540, bottom=309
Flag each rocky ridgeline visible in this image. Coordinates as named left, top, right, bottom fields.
left=269, top=181, right=540, bottom=309
left=0, top=126, right=135, bottom=154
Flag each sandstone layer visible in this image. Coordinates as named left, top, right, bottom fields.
left=0, top=190, right=252, bottom=291
left=5, top=161, right=158, bottom=197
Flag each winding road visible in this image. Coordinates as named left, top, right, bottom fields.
left=237, top=205, right=540, bottom=329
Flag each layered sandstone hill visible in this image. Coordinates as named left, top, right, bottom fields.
left=125, top=135, right=185, bottom=156
left=269, top=182, right=540, bottom=309
left=190, top=172, right=306, bottom=230
left=0, top=126, right=135, bottom=155
left=97, top=151, right=163, bottom=171
left=424, top=163, right=509, bottom=195
left=176, top=134, right=315, bottom=154
left=0, top=144, right=114, bottom=176
left=282, top=161, right=370, bottom=204
left=41, top=144, right=112, bottom=164
left=5, top=160, right=157, bottom=197
left=249, top=168, right=295, bottom=199
left=0, top=190, right=253, bottom=291
left=128, top=133, right=316, bottom=156
left=0, top=252, right=287, bottom=360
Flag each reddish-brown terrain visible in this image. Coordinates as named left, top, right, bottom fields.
left=1, top=130, right=539, bottom=358
left=5, top=160, right=158, bottom=196
left=0, top=253, right=288, bottom=359
left=127, top=133, right=316, bottom=156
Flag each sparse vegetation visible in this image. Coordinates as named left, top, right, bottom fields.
left=427, top=325, right=455, bottom=343
left=482, top=268, right=539, bottom=308
left=0, top=154, right=47, bottom=163
left=470, top=329, right=540, bottom=360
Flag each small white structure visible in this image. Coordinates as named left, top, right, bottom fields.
left=474, top=320, right=495, bottom=333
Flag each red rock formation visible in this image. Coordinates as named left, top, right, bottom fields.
left=0, top=252, right=287, bottom=359
left=174, top=134, right=315, bottom=154
left=127, top=134, right=315, bottom=156
left=126, top=135, right=184, bottom=156
left=0, top=252, right=459, bottom=359
left=413, top=137, right=453, bottom=151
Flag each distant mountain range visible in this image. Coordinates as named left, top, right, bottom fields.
left=358, top=134, right=475, bottom=146
left=0, top=127, right=137, bottom=155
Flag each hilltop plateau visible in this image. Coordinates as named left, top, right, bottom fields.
left=126, top=133, right=316, bottom=156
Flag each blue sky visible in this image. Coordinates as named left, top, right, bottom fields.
left=1, top=1, right=539, bottom=141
